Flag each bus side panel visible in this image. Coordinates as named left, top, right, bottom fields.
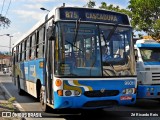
left=15, top=62, right=24, bottom=89
left=53, top=79, right=137, bottom=109
left=27, top=60, right=37, bottom=97
left=34, top=58, right=44, bottom=85
left=24, top=61, right=29, bottom=81
left=26, top=59, right=44, bottom=97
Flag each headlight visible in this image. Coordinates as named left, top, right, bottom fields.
left=147, top=88, right=150, bottom=91
left=150, top=88, right=154, bottom=91
left=127, top=88, right=133, bottom=94
left=74, top=90, right=80, bottom=96
left=65, top=90, right=72, bottom=96
left=62, top=90, right=81, bottom=96
left=123, top=88, right=135, bottom=94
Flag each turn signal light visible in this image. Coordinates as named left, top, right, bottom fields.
left=57, top=90, right=63, bottom=96
left=55, top=79, right=62, bottom=87
left=39, top=61, right=43, bottom=68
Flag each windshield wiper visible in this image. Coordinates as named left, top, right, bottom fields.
left=66, top=40, right=83, bottom=52
left=103, top=24, right=118, bottom=46
left=73, top=18, right=81, bottom=45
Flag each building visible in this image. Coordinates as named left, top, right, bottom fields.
left=0, top=54, right=12, bottom=71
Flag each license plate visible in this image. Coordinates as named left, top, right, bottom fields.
left=120, top=96, right=132, bottom=100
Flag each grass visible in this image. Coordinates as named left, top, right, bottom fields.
left=0, top=97, right=21, bottom=120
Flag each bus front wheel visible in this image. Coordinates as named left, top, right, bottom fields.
left=40, top=87, right=50, bottom=112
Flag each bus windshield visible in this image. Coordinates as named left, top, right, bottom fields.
left=140, top=48, right=160, bottom=62
left=100, top=25, right=133, bottom=76
left=54, top=22, right=134, bottom=77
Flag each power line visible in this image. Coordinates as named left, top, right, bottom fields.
left=5, top=0, right=11, bottom=16
left=1, top=0, right=6, bottom=14
left=0, top=45, right=10, bottom=48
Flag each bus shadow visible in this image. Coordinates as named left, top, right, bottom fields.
left=127, top=99, right=160, bottom=110
left=48, top=109, right=128, bottom=120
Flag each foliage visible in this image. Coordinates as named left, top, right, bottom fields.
left=99, top=2, right=132, bottom=17
left=85, top=0, right=96, bottom=8
left=99, top=2, right=134, bottom=35
left=0, top=14, right=11, bottom=29
left=128, top=0, right=160, bottom=40
left=0, top=51, right=10, bottom=55
left=98, top=1, right=160, bottom=40
left=8, top=97, right=16, bottom=103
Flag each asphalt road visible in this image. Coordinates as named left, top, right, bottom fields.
left=0, top=72, right=160, bottom=120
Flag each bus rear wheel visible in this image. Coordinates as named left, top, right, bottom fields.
left=17, top=77, right=24, bottom=95
left=40, top=87, right=50, bottom=112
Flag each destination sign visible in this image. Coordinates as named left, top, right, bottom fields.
left=55, top=7, right=130, bottom=25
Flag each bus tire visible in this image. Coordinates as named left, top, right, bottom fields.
left=36, top=80, right=41, bottom=102
left=17, top=77, right=24, bottom=95
left=40, top=87, right=50, bottom=112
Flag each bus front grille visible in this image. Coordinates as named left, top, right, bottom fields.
left=83, top=100, right=118, bottom=108
left=152, top=72, right=160, bottom=81
left=84, top=90, right=119, bottom=97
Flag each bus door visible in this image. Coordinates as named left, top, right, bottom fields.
left=45, top=26, right=54, bottom=105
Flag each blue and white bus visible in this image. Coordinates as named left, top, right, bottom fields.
left=12, top=6, right=137, bottom=112
left=135, top=39, right=160, bottom=99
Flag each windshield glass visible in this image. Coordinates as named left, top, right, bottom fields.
left=55, top=22, right=102, bottom=76
left=140, top=48, right=160, bottom=62
left=54, top=22, right=135, bottom=77
left=99, top=25, right=134, bottom=76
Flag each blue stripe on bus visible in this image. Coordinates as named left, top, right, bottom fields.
left=136, top=43, right=160, bottom=48
left=144, top=62, right=160, bottom=65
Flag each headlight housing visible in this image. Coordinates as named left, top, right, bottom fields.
left=122, top=88, right=135, bottom=94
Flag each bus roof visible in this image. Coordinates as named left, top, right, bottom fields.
left=136, top=39, right=160, bottom=48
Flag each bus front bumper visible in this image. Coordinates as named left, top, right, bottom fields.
left=137, top=85, right=160, bottom=99
left=53, top=92, right=136, bottom=109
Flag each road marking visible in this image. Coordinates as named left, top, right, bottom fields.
left=0, top=82, right=25, bottom=112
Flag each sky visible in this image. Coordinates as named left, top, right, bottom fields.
left=0, top=0, right=130, bottom=52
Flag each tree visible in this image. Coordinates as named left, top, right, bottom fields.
left=0, top=14, right=11, bottom=29
left=99, top=2, right=134, bottom=34
left=85, top=0, right=96, bottom=8
left=99, top=2, right=132, bottom=21
left=128, top=0, right=160, bottom=40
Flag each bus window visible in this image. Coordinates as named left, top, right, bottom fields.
left=36, top=31, right=39, bottom=58
left=26, top=37, right=30, bottom=60
left=99, top=25, right=133, bottom=76
left=21, top=41, right=25, bottom=61
left=30, top=34, right=36, bottom=59
left=36, top=27, right=45, bottom=58
left=24, top=40, right=27, bottom=60
left=16, top=46, right=19, bottom=62
left=18, top=43, right=22, bottom=62
left=55, top=22, right=101, bottom=76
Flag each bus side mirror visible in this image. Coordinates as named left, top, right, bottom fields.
left=47, top=25, right=56, bottom=41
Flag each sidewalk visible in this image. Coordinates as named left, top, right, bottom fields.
left=0, top=83, right=21, bottom=120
